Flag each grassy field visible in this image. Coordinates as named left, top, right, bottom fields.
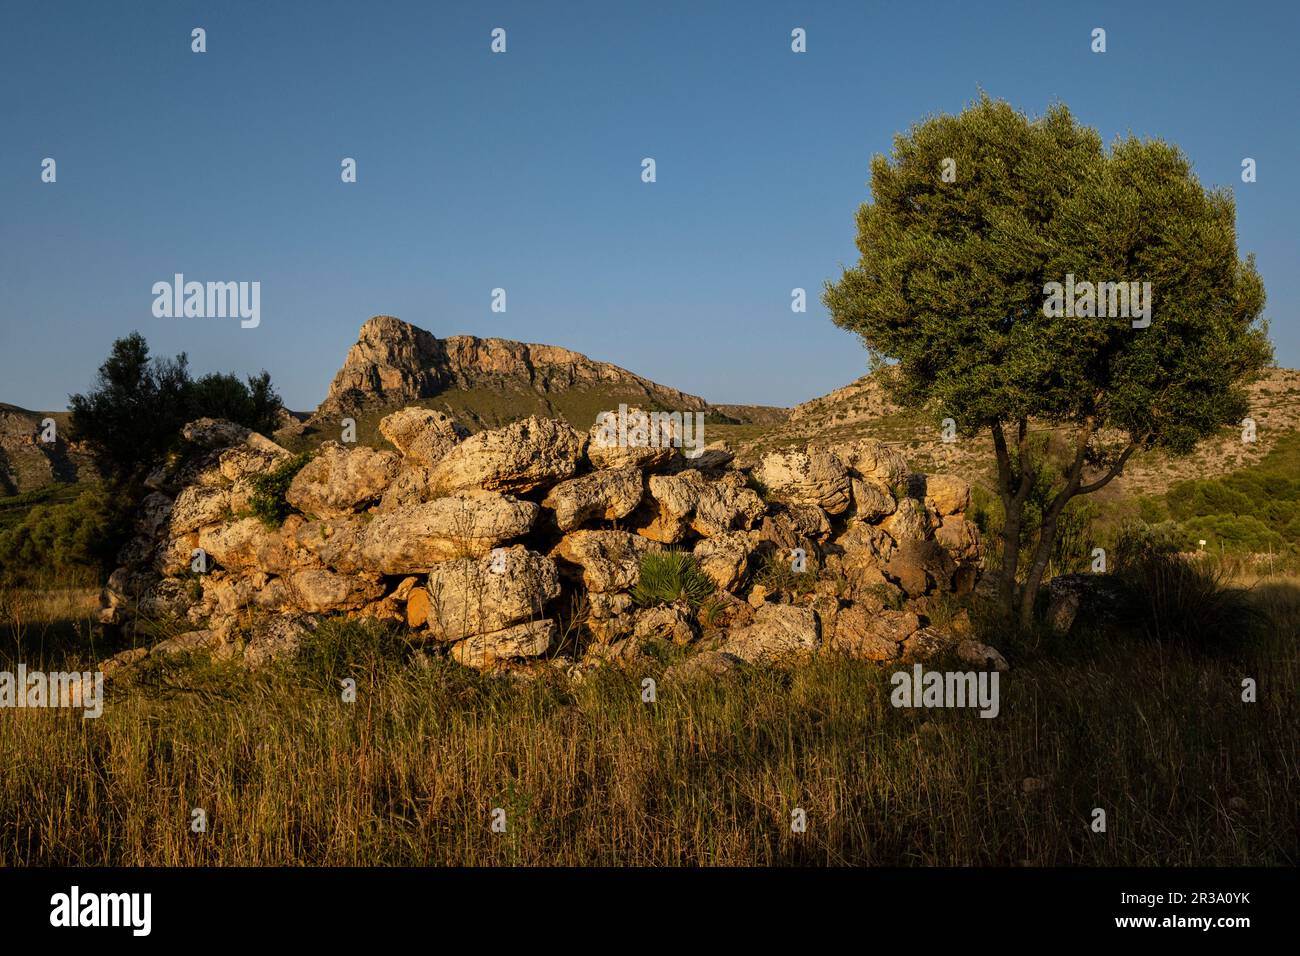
left=1, top=575, right=1296, bottom=866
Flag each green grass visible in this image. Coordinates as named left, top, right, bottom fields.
left=0, top=580, right=1296, bottom=866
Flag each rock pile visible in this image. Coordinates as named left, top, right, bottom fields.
left=100, top=407, right=998, bottom=675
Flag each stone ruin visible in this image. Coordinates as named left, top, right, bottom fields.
left=98, top=409, right=1006, bottom=679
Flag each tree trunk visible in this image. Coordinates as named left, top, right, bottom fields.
left=1018, top=510, right=1061, bottom=631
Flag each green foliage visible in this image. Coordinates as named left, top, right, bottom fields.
left=69, top=333, right=283, bottom=482
left=248, top=452, right=311, bottom=527
left=824, top=93, right=1271, bottom=451
left=632, top=550, right=716, bottom=609
left=0, top=484, right=131, bottom=585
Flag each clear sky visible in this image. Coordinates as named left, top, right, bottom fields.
left=2, top=0, right=1296, bottom=412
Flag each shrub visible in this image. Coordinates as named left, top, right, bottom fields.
left=0, top=484, right=132, bottom=586
left=248, top=453, right=311, bottom=527
left=753, top=547, right=820, bottom=598
left=632, top=550, right=715, bottom=609
left=1114, top=550, right=1264, bottom=653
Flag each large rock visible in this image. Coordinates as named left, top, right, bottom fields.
left=922, top=474, right=970, bottom=516
left=168, top=485, right=230, bottom=535
left=430, top=416, right=585, bottom=495
left=753, top=450, right=851, bottom=515
left=850, top=477, right=896, bottom=522
left=542, top=466, right=643, bottom=531
left=378, top=407, right=468, bottom=466
left=882, top=539, right=955, bottom=598
left=285, top=441, right=401, bottom=517
left=293, top=516, right=366, bottom=573
left=935, top=515, right=982, bottom=562
left=721, top=604, right=821, bottom=664
left=587, top=407, right=680, bottom=471
left=422, top=546, right=560, bottom=642
left=693, top=531, right=754, bottom=592
left=552, top=530, right=659, bottom=593
left=827, top=606, right=920, bottom=660
left=830, top=438, right=909, bottom=486
left=377, top=463, right=440, bottom=512
left=359, top=493, right=537, bottom=573
left=285, top=568, right=385, bottom=613
left=451, top=619, right=556, bottom=669
left=638, top=470, right=765, bottom=542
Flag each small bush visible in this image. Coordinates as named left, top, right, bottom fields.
left=632, top=550, right=715, bottom=609
left=753, top=547, right=820, bottom=598
left=248, top=453, right=311, bottom=527
left=1114, top=550, right=1264, bottom=653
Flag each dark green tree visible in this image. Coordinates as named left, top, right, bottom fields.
left=824, top=95, right=1271, bottom=627
left=69, top=333, right=284, bottom=484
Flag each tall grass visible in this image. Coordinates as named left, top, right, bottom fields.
left=1, top=590, right=1296, bottom=866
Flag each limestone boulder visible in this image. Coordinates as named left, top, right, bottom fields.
left=552, top=530, right=659, bottom=593
left=753, top=450, right=851, bottom=515
left=451, top=619, right=556, bottom=669
left=923, top=474, right=971, bottom=516
left=692, top=531, right=754, bottom=592
left=431, top=415, right=585, bottom=495
left=542, top=466, right=643, bottom=531
left=830, top=438, right=909, bottom=486
left=284, top=568, right=385, bottom=613
left=721, top=604, right=821, bottom=664
left=285, top=441, right=401, bottom=517
left=422, top=546, right=560, bottom=642
left=587, top=408, right=680, bottom=471
left=378, top=407, right=468, bottom=466
left=360, top=493, right=538, bottom=573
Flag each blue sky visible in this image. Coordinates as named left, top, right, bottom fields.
left=2, top=0, right=1296, bottom=411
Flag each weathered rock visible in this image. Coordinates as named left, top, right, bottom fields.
left=639, top=469, right=765, bottom=542
left=292, top=516, right=365, bottom=573
left=422, top=546, right=560, bottom=642
left=451, top=619, right=556, bottom=669
left=542, top=466, right=643, bottom=531
left=632, top=603, right=696, bottom=645
left=552, top=530, right=659, bottom=593
left=830, top=438, right=909, bottom=486
left=360, top=493, right=538, bottom=573
left=722, top=604, right=821, bottom=664
left=935, top=515, right=982, bottom=562
left=693, top=531, right=754, bottom=592
left=957, top=639, right=1009, bottom=672
left=587, top=407, right=681, bottom=471
left=431, top=415, right=585, bottom=495
left=243, top=615, right=315, bottom=668
left=882, top=497, right=930, bottom=544
left=923, top=474, right=970, bottom=516
left=284, top=568, right=385, bottom=613
left=827, top=606, right=920, bottom=660
left=168, top=485, right=230, bottom=535
left=883, top=539, right=955, bottom=598
left=663, top=650, right=744, bottom=683
left=753, top=450, right=851, bottom=515
left=198, top=517, right=274, bottom=571
left=285, top=441, right=400, bottom=517
left=900, top=626, right=958, bottom=661
left=377, top=407, right=468, bottom=465
left=850, top=477, right=897, bottom=521
left=376, top=463, right=439, bottom=512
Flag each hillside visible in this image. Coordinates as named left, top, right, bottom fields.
left=712, top=366, right=1300, bottom=501
left=0, top=404, right=94, bottom=495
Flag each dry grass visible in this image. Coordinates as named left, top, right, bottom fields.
left=0, top=577, right=1296, bottom=866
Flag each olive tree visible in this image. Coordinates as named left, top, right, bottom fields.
left=824, top=95, right=1271, bottom=627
